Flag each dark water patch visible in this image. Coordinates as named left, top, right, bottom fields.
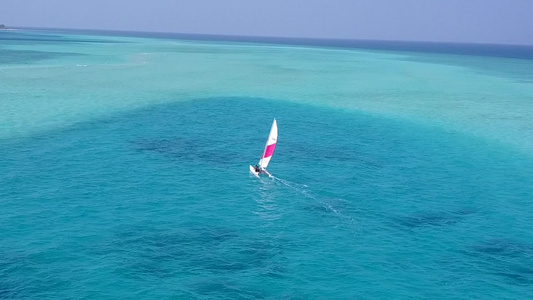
left=110, top=227, right=240, bottom=279
left=133, top=137, right=240, bottom=167
left=467, top=239, right=533, bottom=286
left=394, top=209, right=476, bottom=229
left=396, top=212, right=459, bottom=228
left=0, top=287, right=18, bottom=300
left=1, top=29, right=127, bottom=44
left=113, top=226, right=240, bottom=253
left=471, top=239, right=533, bottom=258
left=0, top=249, right=73, bottom=299
left=0, top=274, right=19, bottom=300
left=494, top=270, right=533, bottom=285
left=494, top=266, right=533, bottom=286
left=0, top=252, right=28, bottom=299
left=0, top=49, right=85, bottom=64
left=400, top=53, right=533, bottom=83
left=106, top=224, right=287, bottom=283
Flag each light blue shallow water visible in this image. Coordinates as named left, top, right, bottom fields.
left=1, top=30, right=532, bottom=299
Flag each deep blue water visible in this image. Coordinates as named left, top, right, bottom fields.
left=2, top=97, right=532, bottom=299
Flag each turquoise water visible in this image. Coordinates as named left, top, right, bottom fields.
left=1, top=30, right=533, bottom=299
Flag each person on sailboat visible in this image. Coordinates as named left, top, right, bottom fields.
left=254, top=165, right=261, bottom=173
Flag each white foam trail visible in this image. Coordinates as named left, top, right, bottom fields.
left=271, top=176, right=315, bottom=199
left=267, top=175, right=360, bottom=232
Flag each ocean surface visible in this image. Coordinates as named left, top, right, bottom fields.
left=1, top=29, right=532, bottom=299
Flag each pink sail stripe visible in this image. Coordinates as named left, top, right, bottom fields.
left=262, top=143, right=276, bottom=158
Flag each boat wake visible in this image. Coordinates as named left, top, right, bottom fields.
left=271, top=176, right=314, bottom=200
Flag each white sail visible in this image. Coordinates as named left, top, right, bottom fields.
left=258, top=119, right=277, bottom=169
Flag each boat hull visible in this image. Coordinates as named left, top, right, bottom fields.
left=249, top=165, right=260, bottom=177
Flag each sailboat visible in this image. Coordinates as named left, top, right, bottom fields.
left=250, top=119, right=277, bottom=177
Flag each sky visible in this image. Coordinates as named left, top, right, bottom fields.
left=2, top=0, right=532, bottom=45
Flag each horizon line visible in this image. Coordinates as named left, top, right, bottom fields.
left=8, top=25, right=533, bottom=48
